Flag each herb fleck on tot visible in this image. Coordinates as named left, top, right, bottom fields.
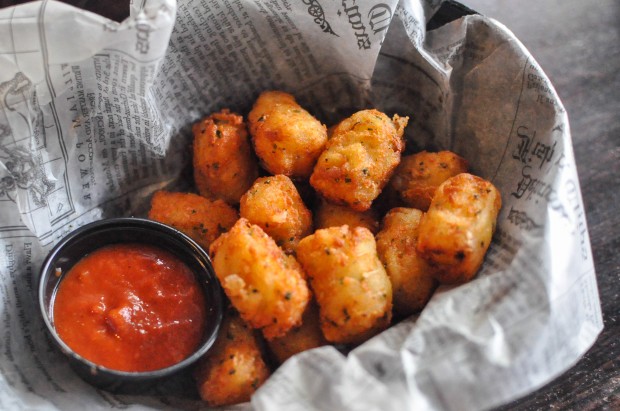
left=343, top=308, right=351, bottom=322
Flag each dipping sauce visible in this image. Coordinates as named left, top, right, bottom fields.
left=53, top=243, right=207, bottom=372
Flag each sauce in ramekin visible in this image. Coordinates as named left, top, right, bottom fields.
left=53, top=243, right=206, bottom=372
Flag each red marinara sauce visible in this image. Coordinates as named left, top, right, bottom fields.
left=53, top=243, right=207, bottom=372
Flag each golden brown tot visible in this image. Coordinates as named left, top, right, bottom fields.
left=240, top=175, right=312, bottom=254
left=310, top=109, right=408, bottom=212
left=194, top=309, right=270, bottom=407
left=266, top=301, right=327, bottom=364
left=248, top=91, right=328, bottom=179
left=416, top=173, right=502, bottom=284
left=209, top=218, right=310, bottom=339
left=296, top=225, right=392, bottom=344
left=148, top=191, right=238, bottom=250
left=389, top=151, right=468, bottom=211
left=376, top=208, right=437, bottom=317
left=314, top=199, right=380, bottom=235
left=193, top=109, right=259, bottom=204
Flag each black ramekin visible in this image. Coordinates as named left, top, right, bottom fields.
left=38, top=217, right=223, bottom=392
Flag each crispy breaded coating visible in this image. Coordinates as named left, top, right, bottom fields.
left=389, top=151, right=468, bottom=211
left=248, top=91, right=328, bottom=179
left=310, top=109, right=408, bottom=212
left=417, top=173, right=502, bottom=284
left=296, top=226, right=392, bottom=344
left=193, top=109, right=259, bottom=205
left=194, top=308, right=270, bottom=407
left=376, top=208, right=437, bottom=317
left=209, top=218, right=310, bottom=340
left=266, top=300, right=327, bottom=364
left=148, top=191, right=238, bottom=250
left=240, top=175, right=312, bottom=254
left=314, top=199, right=379, bottom=235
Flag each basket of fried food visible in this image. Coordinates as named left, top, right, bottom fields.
left=147, top=90, right=502, bottom=407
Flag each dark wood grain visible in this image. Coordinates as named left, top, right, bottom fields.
left=463, top=0, right=620, bottom=409
left=0, top=0, right=129, bottom=21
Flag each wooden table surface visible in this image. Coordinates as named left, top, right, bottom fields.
left=462, top=0, right=620, bottom=409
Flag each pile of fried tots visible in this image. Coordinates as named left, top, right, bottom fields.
left=147, top=91, right=502, bottom=406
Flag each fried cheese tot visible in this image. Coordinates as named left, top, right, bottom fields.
left=389, top=151, right=468, bottom=211
left=194, top=308, right=270, bottom=407
left=266, top=301, right=327, bottom=364
left=248, top=91, right=328, bottom=179
left=209, top=218, right=310, bottom=339
left=193, top=109, right=259, bottom=204
left=314, top=199, right=380, bottom=235
left=148, top=191, right=238, bottom=250
left=417, top=173, right=502, bottom=284
left=310, top=109, right=408, bottom=212
left=240, top=175, right=312, bottom=254
left=376, top=208, right=437, bottom=317
left=296, top=226, right=392, bottom=344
